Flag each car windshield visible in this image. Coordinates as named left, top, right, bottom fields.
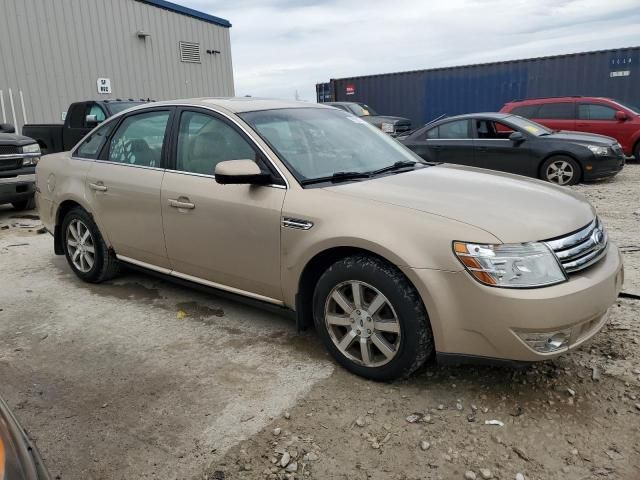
left=612, top=99, right=640, bottom=115
left=107, top=102, right=145, bottom=114
left=349, top=103, right=378, bottom=117
left=240, top=108, right=422, bottom=182
left=506, top=115, right=553, bottom=136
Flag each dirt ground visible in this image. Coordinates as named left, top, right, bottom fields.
left=1, top=166, right=639, bottom=480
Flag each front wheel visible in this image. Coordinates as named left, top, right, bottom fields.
left=61, top=207, right=120, bottom=283
left=313, top=255, right=433, bottom=381
left=541, top=156, right=581, bottom=186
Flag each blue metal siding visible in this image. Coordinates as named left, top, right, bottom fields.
left=326, top=47, right=639, bottom=126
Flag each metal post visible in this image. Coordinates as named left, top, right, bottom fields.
left=19, top=90, right=28, bottom=125
left=0, top=90, right=6, bottom=123
left=8, top=88, right=18, bottom=133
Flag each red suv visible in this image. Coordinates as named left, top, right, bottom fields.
left=501, top=97, right=640, bottom=159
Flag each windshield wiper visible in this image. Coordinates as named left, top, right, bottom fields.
left=300, top=171, right=371, bottom=186
left=369, top=160, right=418, bottom=176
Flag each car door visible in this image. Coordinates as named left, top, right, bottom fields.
left=405, top=119, right=475, bottom=165
left=472, top=119, right=538, bottom=177
left=85, top=108, right=173, bottom=268
left=576, top=103, right=623, bottom=140
left=531, top=102, right=576, bottom=132
left=161, top=108, right=286, bottom=302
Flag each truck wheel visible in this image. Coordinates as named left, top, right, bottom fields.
left=313, top=254, right=433, bottom=381
left=11, top=197, right=35, bottom=211
left=61, top=207, right=120, bottom=283
left=541, top=156, right=580, bottom=186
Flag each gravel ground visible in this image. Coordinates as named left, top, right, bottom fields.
left=1, top=165, right=639, bottom=480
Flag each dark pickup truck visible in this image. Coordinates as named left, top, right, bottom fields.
left=22, top=100, right=146, bottom=154
left=0, top=123, right=41, bottom=210
left=325, top=102, right=412, bottom=136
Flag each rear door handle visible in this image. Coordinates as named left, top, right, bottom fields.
left=168, top=198, right=195, bottom=210
left=476, top=146, right=489, bottom=151
left=431, top=145, right=443, bottom=151
left=89, top=182, right=108, bottom=192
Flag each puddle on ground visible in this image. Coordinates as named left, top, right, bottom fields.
left=176, top=301, right=224, bottom=324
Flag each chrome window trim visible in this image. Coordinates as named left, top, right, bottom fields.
left=116, top=254, right=285, bottom=306
left=163, top=169, right=286, bottom=189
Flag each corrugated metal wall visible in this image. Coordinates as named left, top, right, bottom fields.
left=0, top=0, right=234, bottom=132
left=323, top=47, right=639, bottom=126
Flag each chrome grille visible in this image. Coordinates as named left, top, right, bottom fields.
left=545, top=218, right=608, bottom=274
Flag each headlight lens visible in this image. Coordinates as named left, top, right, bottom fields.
left=587, top=145, right=609, bottom=156
left=380, top=122, right=395, bottom=134
left=21, top=144, right=40, bottom=154
left=453, top=241, right=567, bottom=288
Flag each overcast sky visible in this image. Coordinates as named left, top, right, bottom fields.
left=181, top=0, right=640, bottom=102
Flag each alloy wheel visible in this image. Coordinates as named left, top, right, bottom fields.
left=324, top=280, right=401, bottom=367
left=66, top=219, right=96, bottom=273
left=546, top=160, right=574, bottom=185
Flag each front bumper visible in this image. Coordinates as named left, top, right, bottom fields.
left=0, top=172, right=36, bottom=204
left=404, top=243, right=623, bottom=362
left=583, top=155, right=625, bottom=181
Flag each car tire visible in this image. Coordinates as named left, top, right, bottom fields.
left=312, top=254, right=433, bottom=381
left=540, top=156, right=581, bottom=186
left=634, top=142, right=640, bottom=163
left=61, top=207, right=120, bottom=283
left=11, top=197, right=36, bottom=211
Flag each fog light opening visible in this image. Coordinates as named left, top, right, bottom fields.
left=516, top=328, right=572, bottom=353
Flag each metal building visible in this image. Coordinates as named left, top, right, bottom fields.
left=317, top=47, right=639, bottom=126
left=0, top=0, right=234, bottom=132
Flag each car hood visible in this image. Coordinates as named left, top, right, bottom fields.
left=546, top=130, right=617, bottom=145
left=324, top=164, right=595, bottom=243
left=0, top=132, right=37, bottom=147
left=363, top=115, right=411, bottom=125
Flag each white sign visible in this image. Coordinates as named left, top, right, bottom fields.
left=97, top=78, right=112, bottom=94
left=610, top=70, right=630, bottom=78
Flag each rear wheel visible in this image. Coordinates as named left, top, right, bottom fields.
left=634, top=142, right=640, bottom=162
left=61, top=208, right=120, bottom=283
left=313, top=255, right=433, bottom=381
left=11, top=197, right=35, bottom=211
left=541, top=156, right=580, bottom=186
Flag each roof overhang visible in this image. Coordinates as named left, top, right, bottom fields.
left=135, top=0, right=231, bottom=28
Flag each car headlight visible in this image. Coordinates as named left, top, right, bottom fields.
left=453, top=241, right=567, bottom=288
left=21, top=144, right=40, bottom=154
left=380, top=122, right=395, bottom=134
left=587, top=145, right=609, bottom=156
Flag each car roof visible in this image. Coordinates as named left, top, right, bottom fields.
left=436, top=112, right=514, bottom=121
left=507, top=96, right=612, bottom=104
left=134, top=97, right=333, bottom=114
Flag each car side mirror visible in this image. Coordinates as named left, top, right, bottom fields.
left=214, top=159, right=271, bottom=185
left=615, top=110, right=627, bottom=121
left=85, top=114, right=101, bottom=127
left=0, top=123, right=16, bottom=134
left=509, top=131, right=525, bottom=143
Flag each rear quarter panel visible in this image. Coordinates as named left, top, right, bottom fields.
left=36, top=153, right=93, bottom=232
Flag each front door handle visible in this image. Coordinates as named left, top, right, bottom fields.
left=476, top=146, right=489, bottom=151
left=89, top=182, right=108, bottom=192
left=168, top=198, right=195, bottom=210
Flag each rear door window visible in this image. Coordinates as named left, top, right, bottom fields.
left=536, top=102, right=575, bottom=119
left=511, top=105, right=539, bottom=118
left=73, top=121, right=116, bottom=159
left=436, top=120, right=471, bottom=139
left=578, top=104, right=617, bottom=120
left=105, top=111, right=171, bottom=167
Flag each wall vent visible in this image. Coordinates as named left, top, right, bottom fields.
left=179, top=41, right=201, bottom=64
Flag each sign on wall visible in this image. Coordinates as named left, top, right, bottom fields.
left=346, top=84, right=355, bottom=95
left=97, top=78, right=112, bottom=94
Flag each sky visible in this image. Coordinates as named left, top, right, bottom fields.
left=181, top=0, right=640, bottom=102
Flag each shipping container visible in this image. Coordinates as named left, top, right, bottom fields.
left=317, top=47, right=639, bottom=127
